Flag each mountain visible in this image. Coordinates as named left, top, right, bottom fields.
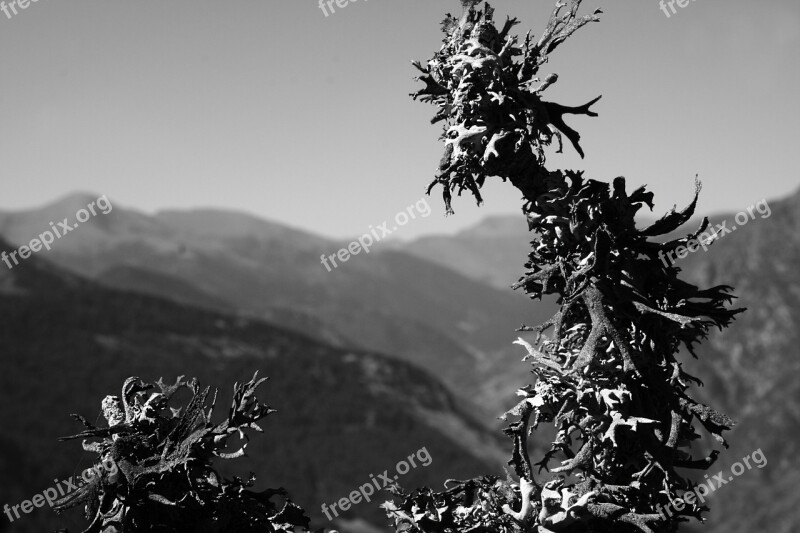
left=0, top=238, right=506, bottom=533
left=401, top=215, right=532, bottom=291
left=401, top=212, right=661, bottom=291
left=4, top=187, right=795, bottom=532
left=673, top=189, right=800, bottom=533
left=0, top=195, right=552, bottom=416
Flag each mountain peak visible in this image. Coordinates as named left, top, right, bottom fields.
left=41, top=191, right=110, bottom=215
left=0, top=191, right=109, bottom=218
left=786, top=185, right=800, bottom=205
left=154, top=208, right=328, bottom=246
left=458, top=215, right=528, bottom=239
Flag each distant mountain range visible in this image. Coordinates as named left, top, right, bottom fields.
left=0, top=237, right=506, bottom=533
left=400, top=215, right=532, bottom=291
left=1, top=187, right=798, bottom=533
left=673, top=189, right=800, bottom=533
left=0, top=194, right=554, bottom=418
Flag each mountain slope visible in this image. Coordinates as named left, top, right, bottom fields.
left=402, top=215, right=532, bottom=291
left=674, top=189, right=800, bottom=533
left=0, top=195, right=552, bottom=416
left=0, top=240, right=505, bottom=533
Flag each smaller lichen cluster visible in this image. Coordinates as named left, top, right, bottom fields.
left=55, top=373, right=310, bottom=533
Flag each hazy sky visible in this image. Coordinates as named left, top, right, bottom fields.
left=1, top=0, right=798, bottom=240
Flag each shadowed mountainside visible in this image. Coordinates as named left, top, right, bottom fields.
left=4, top=188, right=795, bottom=532
left=0, top=195, right=553, bottom=417
left=0, top=239, right=506, bottom=533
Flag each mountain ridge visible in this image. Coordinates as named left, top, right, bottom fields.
left=0, top=198, right=551, bottom=417
left=0, top=236, right=506, bottom=533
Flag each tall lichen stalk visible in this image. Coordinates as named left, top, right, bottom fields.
left=384, top=2, right=742, bottom=532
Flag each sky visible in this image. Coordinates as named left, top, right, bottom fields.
left=1, top=0, right=798, bottom=241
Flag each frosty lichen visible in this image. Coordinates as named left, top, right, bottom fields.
left=386, top=2, right=743, bottom=532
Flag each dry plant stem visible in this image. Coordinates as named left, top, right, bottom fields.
left=502, top=478, right=537, bottom=523
left=503, top=401, right=539, bottom=522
